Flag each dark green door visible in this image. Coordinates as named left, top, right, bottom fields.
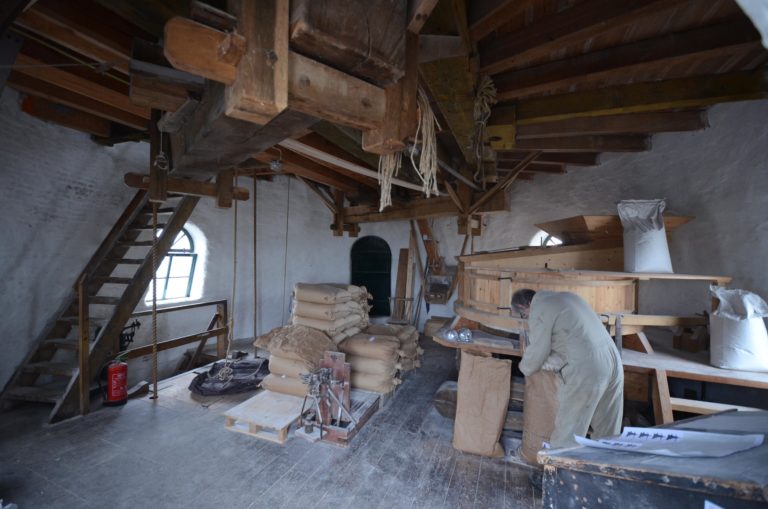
left=351, top=236, right=391, bottom=316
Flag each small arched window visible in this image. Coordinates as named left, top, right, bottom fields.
left=529, top=230, right=563, bottom=247
left=150, top=229, right=197, bottom=301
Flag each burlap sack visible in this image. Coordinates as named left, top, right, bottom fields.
left=347, top=355, right=400, bottom=377
left=399, top=357, right=421, bottom=372
left=331, top=326, right=362, bottom=345
left=294, top=283, right=352, bottom=304
left=269, top=355, right=311, bottom=378
left=292, top=300, right=361, bottom=320
left=364, top=324, right=398, bottom=336
left=261, top=374, right=308, bottom=397
left=253, top=325, right=336, bottom=369
left=398, top=343, right=423, bottom=358
left=453, top=351, right=511, bottom=457
left=396, top=325, right=417, bottom=341
left=351, top=372, right=401, bottom=393
left=520, top=370, right=560, bottom=465
left=291, top=313, right=362, bottom=335
left=339, top=334, right=400, bottom=361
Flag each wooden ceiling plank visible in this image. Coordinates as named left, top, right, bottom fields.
left=497, top=162, right=566, bottom=174
left=345, top=191, right=506, bottom=224
left=14, top=53, right=150, bottom=119
left=251, top=150, right=361, bottom=196
left=511, top=67, right=768, bottom=125
left=514, top=135, right=650, bottom=152
left=7, top=71, right=148, bottom=129
left=20, top=94, right=111, bottom=137
left=494, top=19, right=761, bottom=101
left=480, top=0, right=687, bottom=76
left=497, top=151, right=600, bottom=167
left=1, top=0, right=35, bottom=36
left=408, top=0, right=441, bottom=34
left=468, top=0, right=526, bottom=42
left=514, top=110, right=709, bottom=139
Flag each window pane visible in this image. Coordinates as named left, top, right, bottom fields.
left=156, top=257, right=170, bottom=277
left=171, top=231, right=191, bottom=252
left=168, top=256, right=193, bottom=278
left=147, top=279, right=166, bottom=298
left=165, top=278, right=189, bottom=299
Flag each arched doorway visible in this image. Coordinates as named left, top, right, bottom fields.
left=350, top=236, right=391, bottom=316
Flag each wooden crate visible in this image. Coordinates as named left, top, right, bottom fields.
left=319, top=388, right=380, bottom=447
left=224, top=390, right=305, bottom=444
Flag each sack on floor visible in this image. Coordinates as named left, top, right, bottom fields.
left=188, top=358, right=269, bottom=396
left=253, top=325, right=336, bottom=369
left=351, top=371, right=401, bottom=393
left=618, top=199, right=673, bottom=273
left=339, top=334, right=400, bottom=361
left=331, top=326, right=362, bottom=345
left=710, top=287, right=768, bottom=371
left=294, top=283, right=353, bottom=304
left=365, top=324, right=399, bottom=336
left=347, top=355, right=400, bottom=377
left=292, top=300, right=362, bottom=320
left=291, top=313, right=362, bottom=335
left=453, top=351, right=511, bottom=457
left=520, top=370, right=560, bottom=465
left=269, top=354, right=312, bottom=378
left=399, top=357, right=421, bottom=372
left=261, top=373, right=308, bottom=397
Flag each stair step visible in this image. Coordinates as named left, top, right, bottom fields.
left=42, top=338, right=80, bottom=350
left=89, top=296, right=121, bottom=305
left=140, top=208, right=175, bottom=215
left=117, top=240, right=153, bottom=247
left=3, top=384, right=64, bottom=404
left=58, top=316, right=106, bottom=324
left=108, top=258, right=144, bottom=265
left=92, top=276, right=134, bottom=285
left=23, top=361, right=78, bottom=377
left=127, top=224, right=166, bottom=232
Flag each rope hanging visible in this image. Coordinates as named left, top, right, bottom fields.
left=377, top=152, right=401, bottom=211
left=252, top=179, right=258, bottom=347
left=410, top=88, right=440, bottom=198
left=150, top=201, right=159, bottom=399
left=472, top=75, right=498, bottom=186
left=217, top=171, right=240, bottom=382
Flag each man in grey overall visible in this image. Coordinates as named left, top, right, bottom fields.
left=512, top=289, right=624, bottom=449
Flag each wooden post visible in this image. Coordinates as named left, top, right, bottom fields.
left=148, top=109, right=168, bottom=203
left=216, top=302, right=229, bottom=359
left=333, top=190, right=345, bottom=237
left=216, top=169, right=235, bottom=208
left=651, top=369, right=673, bottom=425
left=77, top=276, right=90, bottom=416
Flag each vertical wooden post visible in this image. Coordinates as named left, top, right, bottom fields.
left=216, top=169, right=235, bottom=208
left=77, top=276, right=90, bottom=416
left=333, top=190, right=345, bottom=237
left=148, top=109, right=168, bottom=203
left=651, top=369, right=673, bottom=425
left=216, top=302, right=229, bottom=358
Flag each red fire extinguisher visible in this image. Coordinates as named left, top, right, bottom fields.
left=103, top=357, right=128, bottom=406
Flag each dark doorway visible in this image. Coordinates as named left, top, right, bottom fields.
left=351, top=236, right=391, bottom=316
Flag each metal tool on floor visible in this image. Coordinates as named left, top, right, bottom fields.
left=299, top=367, right=357, bottom=440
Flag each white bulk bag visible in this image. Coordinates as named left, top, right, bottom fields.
left=710, top=287, right=768, bottom=372
left=618, top=199, right=673, bottom=273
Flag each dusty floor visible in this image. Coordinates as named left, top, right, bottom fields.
left=0, top=340, right=539, bottom=508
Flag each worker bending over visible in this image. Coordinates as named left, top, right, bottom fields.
left=512, top=289, right=624, bottom=448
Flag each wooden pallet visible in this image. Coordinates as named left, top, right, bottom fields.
left=224, top=390, right=305, bottom=444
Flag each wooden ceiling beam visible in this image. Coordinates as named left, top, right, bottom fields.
left=344, top=191, right=506, bottom=224
left=514, top=135, right=650, bottom=153
left=407, top=0, right=440, bottom=34
left=514, top=110, right=709, bottom=139
left=497, top=162, right=566, bottom=174
left=494, top=19, right=761, bottom=101
left=500, top=67, right=768, bottom=125
left=480, top=0, right=687, bottom=76
left=251, top=149, right=362, bottom=196
left=497, top=151, right=600, bottom=167
left=20, top=94, right=111, bottom=137
left=7, top=71, right=149, bottom=129
left=468, top=0, right=526, bottom=42
left=296, top=132, right=380, bottom=186
left=1, top=0, right=34, bottom=36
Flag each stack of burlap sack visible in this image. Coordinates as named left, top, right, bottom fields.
left=290, top=283, right=372, bottom=345
left=338, top=323, right=423, bottom=394
left=254, top=325, right=337, bottom=397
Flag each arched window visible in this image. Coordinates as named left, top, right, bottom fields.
left=149, top=229, right=197, bottom=301
left=529, top=230, right=563, bottom=247
left=350, top=236, right=391, bottom=316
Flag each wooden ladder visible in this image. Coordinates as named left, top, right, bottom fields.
left=0, top=190, right=199, bottom=423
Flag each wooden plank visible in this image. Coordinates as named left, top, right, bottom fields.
left=291, top=0, right=406, bottom=85
left=1, top=0, right=34, bottom=36
left=224, top=390, right=305, bottom=444
left=497, top=151, right=600, bottom=167
left=297, top=177, right=336, bottom=214
left=514, top=111, right=709, bottom=139
left=123, top=327, right=228, bottom=359
left=345, top=191, right=507, bottom=224
left=311, top=121, right=381, bottom=169
left=623, top=332, right=653, bottom=354
left=479, top=0, right=686, bottom=76
left=498, top=162, right=566, bottom=174
left=20, top=95, right=111, bottom=137
left=511, top=68, right=768, bottom=125
left=651, top=369, right=674, bottom=425
left=7, top=71, right=148, bottom=130
left=124, top=173, right=250, bottom=201
left=468, top=0, right=523, bottom=42
left=288, top=51, right=386, bottom=131
left=513, top=135, right=650, bottom=153
left=467, top=151, right=539, bottom=215
left=251, top=150, right=363, bottom=196
left=669, top=397, right=762, bottom=415
left=225, top=0, right=288, bottom=125
left=494, top=19, right=761, bottom=100
left=408, top=0, right=440, bottom=34
left=216, top=169, right=234, bottom=209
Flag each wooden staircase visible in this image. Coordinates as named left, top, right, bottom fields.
left=1, top=190, right=199, bottom=423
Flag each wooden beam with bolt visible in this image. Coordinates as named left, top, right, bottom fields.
left=124, top=173, right=249, bottom=204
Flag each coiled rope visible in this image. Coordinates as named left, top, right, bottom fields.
left=472, top=75, right=498, bottom=186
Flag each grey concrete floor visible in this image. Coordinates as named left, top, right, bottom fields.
left=0, top=340, right=539, bottom=509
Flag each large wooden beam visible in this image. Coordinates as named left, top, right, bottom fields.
left=250, top=149, right=364, bottom=196
left=505, top=68, right=768, bottom=125
left=123, top=173, right=250, bottom=202
left=345, top=191, right=507, bottom=224
left=468, top=0, right=525, bottom=42
left=408, top=0, right=441, bottom=34
left=513, top=135, right=650, bottom=153
left=7, top=71, right=149, bottom=129
left=497, top=151, right=600, bottom=167
left=513, top=110, right=709, bottom=139
left=480, top=0, right=687, bottom=76
left=494, top=19, right=761, bottom=101
left=20, top=95, right=111, bottom=137
left=283, top=134, right=379, bottom=189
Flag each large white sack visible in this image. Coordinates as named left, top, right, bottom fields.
left=618, top=199, right=673, bottom=273
left=710, top=287, right=768, bottom=372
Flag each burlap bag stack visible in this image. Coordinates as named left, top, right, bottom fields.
left=290, top=283, right=372, bottom=345
left=365, top=324, right=423, bottom=372
left=338, top=332, right=403, bottom=393
left=253, top=325, right=337, bottom=397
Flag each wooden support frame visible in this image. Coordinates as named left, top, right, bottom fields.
left=467, top=151, right=540, bottom=215
left=124, top=173, right=249, bottom=204
left=651, top=369, right=674, bottom=425
left=407, top=0, right=440, bottom=34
